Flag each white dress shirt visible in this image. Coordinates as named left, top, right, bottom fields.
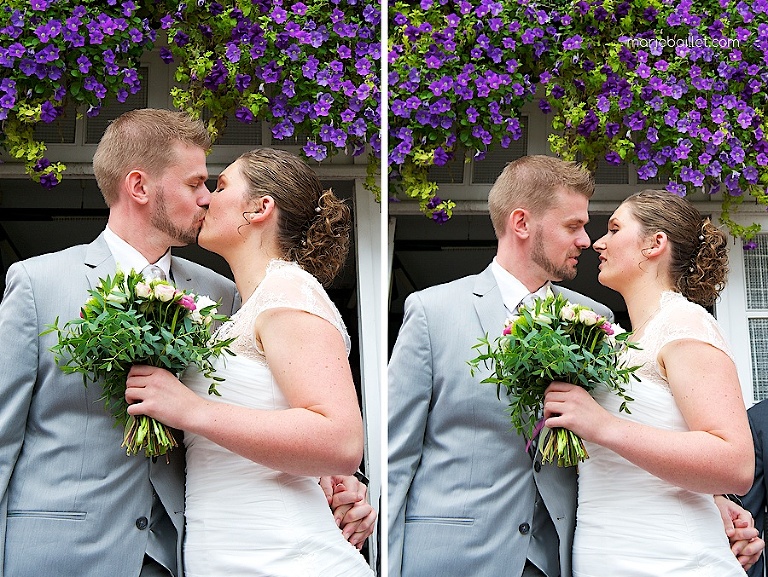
left=490, top=257, right=550, bottom=314
left=102, top=225, right=171, bottom=279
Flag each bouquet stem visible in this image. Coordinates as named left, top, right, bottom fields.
left=122, top=414, right=178, bottom=459
left=539, top=427, right=589, bottom=467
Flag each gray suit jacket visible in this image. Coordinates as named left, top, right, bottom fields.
left=0, top=234, right=237, bottom=577
left=388, top=264, right=613, bottom=577
left=740, top=399, right=768, bottom=577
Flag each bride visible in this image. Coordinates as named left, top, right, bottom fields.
left=125, top=148, right=374, bottom=576
left=544, top=189, right=755, bottom=576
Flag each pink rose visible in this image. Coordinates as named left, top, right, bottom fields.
left=177, top=295, right=197, bottom=311
left=600, top=321, right=615, bottom=335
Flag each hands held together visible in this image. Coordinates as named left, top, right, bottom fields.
left=319, top=475, right=377, bottom=549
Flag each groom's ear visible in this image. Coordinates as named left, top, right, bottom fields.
left=125, top=170, right=150, bottom=205
left=508, top=208, right=530, bottom=239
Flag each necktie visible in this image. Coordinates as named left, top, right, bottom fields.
left=141, top=264, right=167, bottom=281
left=516, top=293, right=537, bottom=313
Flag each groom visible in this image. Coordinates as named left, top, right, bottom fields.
left=388, top=155, right=762, bottom=577
left=0, top=108, right=373, bottom=577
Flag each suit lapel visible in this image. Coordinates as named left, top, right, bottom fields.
left=84, top=233, right=117, bottom=290
left=472, top=264, right=505, bottom=338
left=169, top=257, right=194, bottom=291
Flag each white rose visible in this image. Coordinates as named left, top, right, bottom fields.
left=533, top=313, right=552, bottom=325
left=560, top=305, right=576, bottom=322
left=153, top=283, right=176, bottom=302
left=135, top=282, right=151, bottom=298
left=106, top=290, right=127, bottom=305
left=195, top=295, right=217, bottom=313
left=577, top=309, right=600, bottom=326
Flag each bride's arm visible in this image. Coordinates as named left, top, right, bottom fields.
left=544, top=338, right=753, bottom=495
left=126, top=306, right=364, bottom=477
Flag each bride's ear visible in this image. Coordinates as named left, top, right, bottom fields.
left=248, top=196, right=276, bottom=223
left=648, top=232, right=668, bottom=256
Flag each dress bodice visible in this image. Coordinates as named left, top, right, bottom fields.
left=180, top=260, right=370, bottom=577
left=573, top=291, right=743, bottom=576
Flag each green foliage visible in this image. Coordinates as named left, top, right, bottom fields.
left=0, top=0, right=161, bottom=187
left=389, top=0, right=768, bottom=243
left=0, top=1, right=380, bottom=192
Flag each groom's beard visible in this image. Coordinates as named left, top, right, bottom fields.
left=531, top=225, right=579, bottom=282
left=152, top=186, right=203, bottom=247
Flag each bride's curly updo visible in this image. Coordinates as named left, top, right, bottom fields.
left=236, top=148, right=351, bottom=286
left=623, top=190, right=728, bottom=307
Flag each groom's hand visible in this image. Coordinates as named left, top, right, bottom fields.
left=715, top=494, right=765, bottom=571
left=319, top=475, right=377, bottom=549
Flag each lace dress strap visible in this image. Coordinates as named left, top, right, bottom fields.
left=216, top=260, right=350, bottom=363
left=633, top=291, right=732, bottom=388
left=652, top=291, right=731, bottom=357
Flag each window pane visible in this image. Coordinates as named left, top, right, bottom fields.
left=749, top=318, right=768, bottom=401
left=744, top=233, right=768, bottom=310
left=594, top=159, right=629, bottom=184
left=272, top=131, right=309, bottom=146
left=85, top=67, right=149, bottom=144
left=471, top=117, right=528, bottom=184
left=428, top=150, right=465, bottom=184
left=216, top=119, right=263, bottom=146
left=34, top=101, right=77, bottom=144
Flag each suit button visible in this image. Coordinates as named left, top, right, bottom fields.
left=534, top=461, right=541, bottom=472
left=136, top=517, right=149, bottom=530
left=519, top=522, right=530, bottom=535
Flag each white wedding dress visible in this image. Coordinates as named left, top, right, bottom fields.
left=573, top=291, right=745, bottom=576
left=181, top=260, right=373, bottom=577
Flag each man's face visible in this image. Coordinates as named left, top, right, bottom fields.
left=529, top=187, right=592, bottom=282
left=149, top=143, right=211, bottom=247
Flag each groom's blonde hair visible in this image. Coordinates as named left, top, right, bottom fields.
left=93, top=108, right=211, bottom=206
left=488, top=155, right=594, bottom=237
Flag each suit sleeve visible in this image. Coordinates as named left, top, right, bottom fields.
left=387, top=292, right=434, bottom=577
left=741, top=404, right=767, bottom=525
left=0, top=263, right=40, bottom=575
left=741, top=402, right=768, bottom=577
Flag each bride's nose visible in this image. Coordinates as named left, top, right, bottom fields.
left=593, top=236, right=607, bottom=252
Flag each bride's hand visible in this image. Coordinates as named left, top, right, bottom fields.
left=543, top=381, right=611, bottom=443
left=125, top=365, right=203, bottom=430
left=319, top=475, right=377, bottom=549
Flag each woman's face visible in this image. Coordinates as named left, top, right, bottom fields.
left=592, top=202, right=647, bottom=292
left=198, top=160, right=252, bottom=255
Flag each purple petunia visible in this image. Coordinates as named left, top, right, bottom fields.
left=235, top=107, right=254, bottom=123
left=303, top=141, right=328, bottom=162
left=40, top=101, right=58, bottom=123
left=39, top=172, right=59, bottom=189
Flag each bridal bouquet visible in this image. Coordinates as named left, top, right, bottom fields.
left=44, top=269, right=235, bottom=458
left=469, top=289, right=640, bottom=467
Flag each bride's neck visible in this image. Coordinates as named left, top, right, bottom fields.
left=229, top=252, right=278, bottom=304
left=625, top=285, right=671, bottom=334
